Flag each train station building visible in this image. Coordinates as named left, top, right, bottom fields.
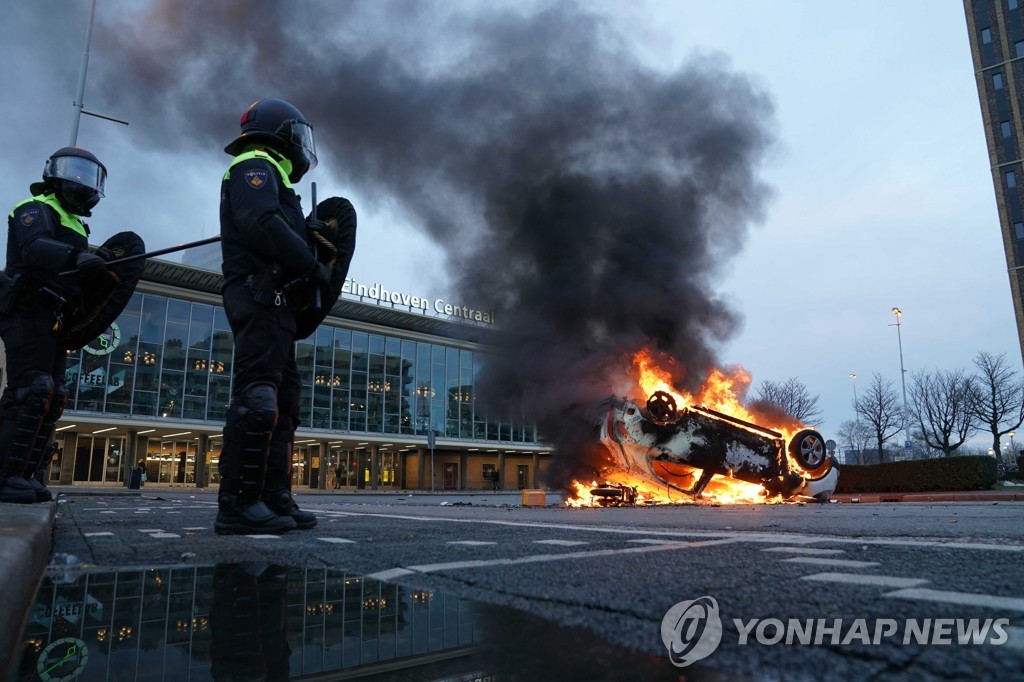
left=11, top=255, right=551, bottom=492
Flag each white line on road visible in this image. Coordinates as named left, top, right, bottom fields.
left=627, top=539, right=678, bottom=545
left=447, top=541, right=498, bottom=546
left=801, top=573, right=929, bottom=588
left=99, top=511, right=117, bottom=514
left=762, top=547, right=846, bottom=555
left=138, top=529, right=163, bottom=533
left=533, top=540, right=589, bottom=546
left=317, top=538, right=356, bottom=544
left=148, top=533, right=180, bottom=539
left=780, top=558, right=880, bottom=569
left=244, top=535, right=284, bottom=539
left=365, top=538, right=740, bottom=581
left=884, top=588, right=1024, bottom=613
left=84, top=532, right=113, bottom=537
left=320, top=510, right=1024, bottom=551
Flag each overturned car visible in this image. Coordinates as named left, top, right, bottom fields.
left=597, top=391, right=838, bottom=503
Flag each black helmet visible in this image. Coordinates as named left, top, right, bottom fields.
left=224, top=98, right=318, bottom=183
left=31, top=146, right=107, bottom=216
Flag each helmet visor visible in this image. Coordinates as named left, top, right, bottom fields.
left=284, top=120, right=317, bottom=172
left=47, top=155, right=107, bottom=196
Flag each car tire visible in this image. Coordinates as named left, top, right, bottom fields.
left=788, top=429, right=830, bottom=476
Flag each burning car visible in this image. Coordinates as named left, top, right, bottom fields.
left=596, top=391, right=838, bottom=503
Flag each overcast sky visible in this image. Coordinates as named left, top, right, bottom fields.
left=0, top=1, right=1014, bottom=450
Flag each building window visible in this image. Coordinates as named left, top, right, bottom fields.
left=1015, top=222, right=1024, bottom=239
left=1007, top=170, right=1017, bottom=188
left=994, top=72, right=1005, bottom=90
left=1011, top=0, right=1019, bottom=11
left=1003, top=121, right=1013, bottom=138
left=1016, top=40, right=1024, bottom=58
left=983, top=27, right=993, bottom=44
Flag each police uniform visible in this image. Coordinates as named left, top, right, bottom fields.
left=0, top=153, right=106, bottom=503
left=215, top=98, right=329, bottom=535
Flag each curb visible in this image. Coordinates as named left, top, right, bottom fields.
left=833, top=492, right=1024, bottom=503
left=0, top=501, right=56, bottom=681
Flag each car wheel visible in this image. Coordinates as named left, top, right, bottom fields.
left=646, top=391, right=678, bottom=423
left=788, top=429, right=830, bottom=476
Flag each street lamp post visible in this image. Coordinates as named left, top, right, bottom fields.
left=850, top=373, right=861, bottom=464
left=890, top=308, right=910, bottom=457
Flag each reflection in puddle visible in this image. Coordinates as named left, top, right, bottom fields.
left=18, top=563, right=683, bottom=681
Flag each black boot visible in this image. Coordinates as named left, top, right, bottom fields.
left=215, top=493, right=297, bottom=535
left=263, top=488, right=317, bottom=530
left=265, top=426, right=317, bottom=530
left=215, top=395, right=296, bottom=535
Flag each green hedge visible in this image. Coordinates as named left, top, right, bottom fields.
left=835, top=456, right=997, bottom=493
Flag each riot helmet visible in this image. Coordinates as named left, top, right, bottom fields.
left=32, top=146, right=107, bottom=216
left=224, top=98, right=318, bottom=183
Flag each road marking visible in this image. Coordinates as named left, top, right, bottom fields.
left=133, top=511, right=150, bottom=514
left=828, top=538, right=1024, bottom=553
left=447, top=541, right=498, bottom=546
left=138, top=529, right=163, bottom=533
left=84, top=532, right=113, bottom=537
left=781, top=558, right=880, bottom=569
left=318, top=537, right=356, bottom=544
left=244, top=534, right=284, bottom=539
left=884, top=588, right=1024, bottom=613
left=99, top=511, right=117, bottom=514
left=533, top=540, right=588, bottom=546
left=762, top=547, right=846, bottom=555
left=182, top=527, right=207, bottom=531
left=801, top=573, right=929, bottom=588
left=627, top=539, right=678, bottom=545
left=148, top=533, right=180, bottom=539
left=365, top=538, right=739, bottom=581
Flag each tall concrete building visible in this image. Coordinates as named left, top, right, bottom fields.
left=965, top=0, right=1024, bottom=358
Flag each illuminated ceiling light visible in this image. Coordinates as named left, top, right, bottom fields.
left=92, top=427, right=116, bottom=434
left=162, top=431, right=193, bottom=438
left=55, top=424, right=77, bottom=432
left=136, top=429, right=156, bottom=435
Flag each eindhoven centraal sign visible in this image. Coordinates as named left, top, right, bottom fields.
left=342, top=277, right=495, bottom=325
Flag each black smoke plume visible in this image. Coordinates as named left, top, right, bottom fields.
left=92, top=0, right=776, bottom=486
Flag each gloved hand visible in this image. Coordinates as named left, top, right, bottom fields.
left=74, top=251, right=107, bottom=279
left=306, top=217, right=329, bottom=236
left=307, top=260, right=331, bottom=288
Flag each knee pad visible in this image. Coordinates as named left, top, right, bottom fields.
left=238, top=383, right=279, bottom=432
left=10, top=373, right=54, bottom=424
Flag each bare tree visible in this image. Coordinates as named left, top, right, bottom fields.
left=855, top=373, right=903, bottom=463
left=969, top=351, right=1024, bottom=465
left=909, top=369, right=976, bottom=456
left=835, top=419, right=872, bottom=464
left=753, top=377, right=823, bottom=425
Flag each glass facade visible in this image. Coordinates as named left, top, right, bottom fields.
left=64, top=291, right=538, bottom=444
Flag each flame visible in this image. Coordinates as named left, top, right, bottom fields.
left=564, top=349, right=810, bottom=508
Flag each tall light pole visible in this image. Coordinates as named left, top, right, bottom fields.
left=850, top=373, right=861, bottom=465
left=69, top=0, right=128, bottom=146
left=890, top=307, right=910, bottom=457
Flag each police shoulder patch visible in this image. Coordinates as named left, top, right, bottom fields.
left=19, top=208, right=39, bottom=226
left=244, top=169, right=269, bottom=190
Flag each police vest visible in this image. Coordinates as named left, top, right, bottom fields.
left=224, top=150, right=293, bottom=189
left=8, top=193, right=88, bottom=237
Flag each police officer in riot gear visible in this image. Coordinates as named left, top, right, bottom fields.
left=216, top=98, right=334, bottom=534
left=0, top=147, right=110, bottom=503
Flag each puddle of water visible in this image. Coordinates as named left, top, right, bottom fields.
left=15, top=563, right=689, bottom=681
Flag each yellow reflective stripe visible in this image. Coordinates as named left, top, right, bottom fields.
left=224, top=150, right=292, bottom=189
left=8, top=194, right=87, bottom=237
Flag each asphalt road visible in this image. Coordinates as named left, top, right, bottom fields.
left=33, top=491, right=1024, bottom=681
